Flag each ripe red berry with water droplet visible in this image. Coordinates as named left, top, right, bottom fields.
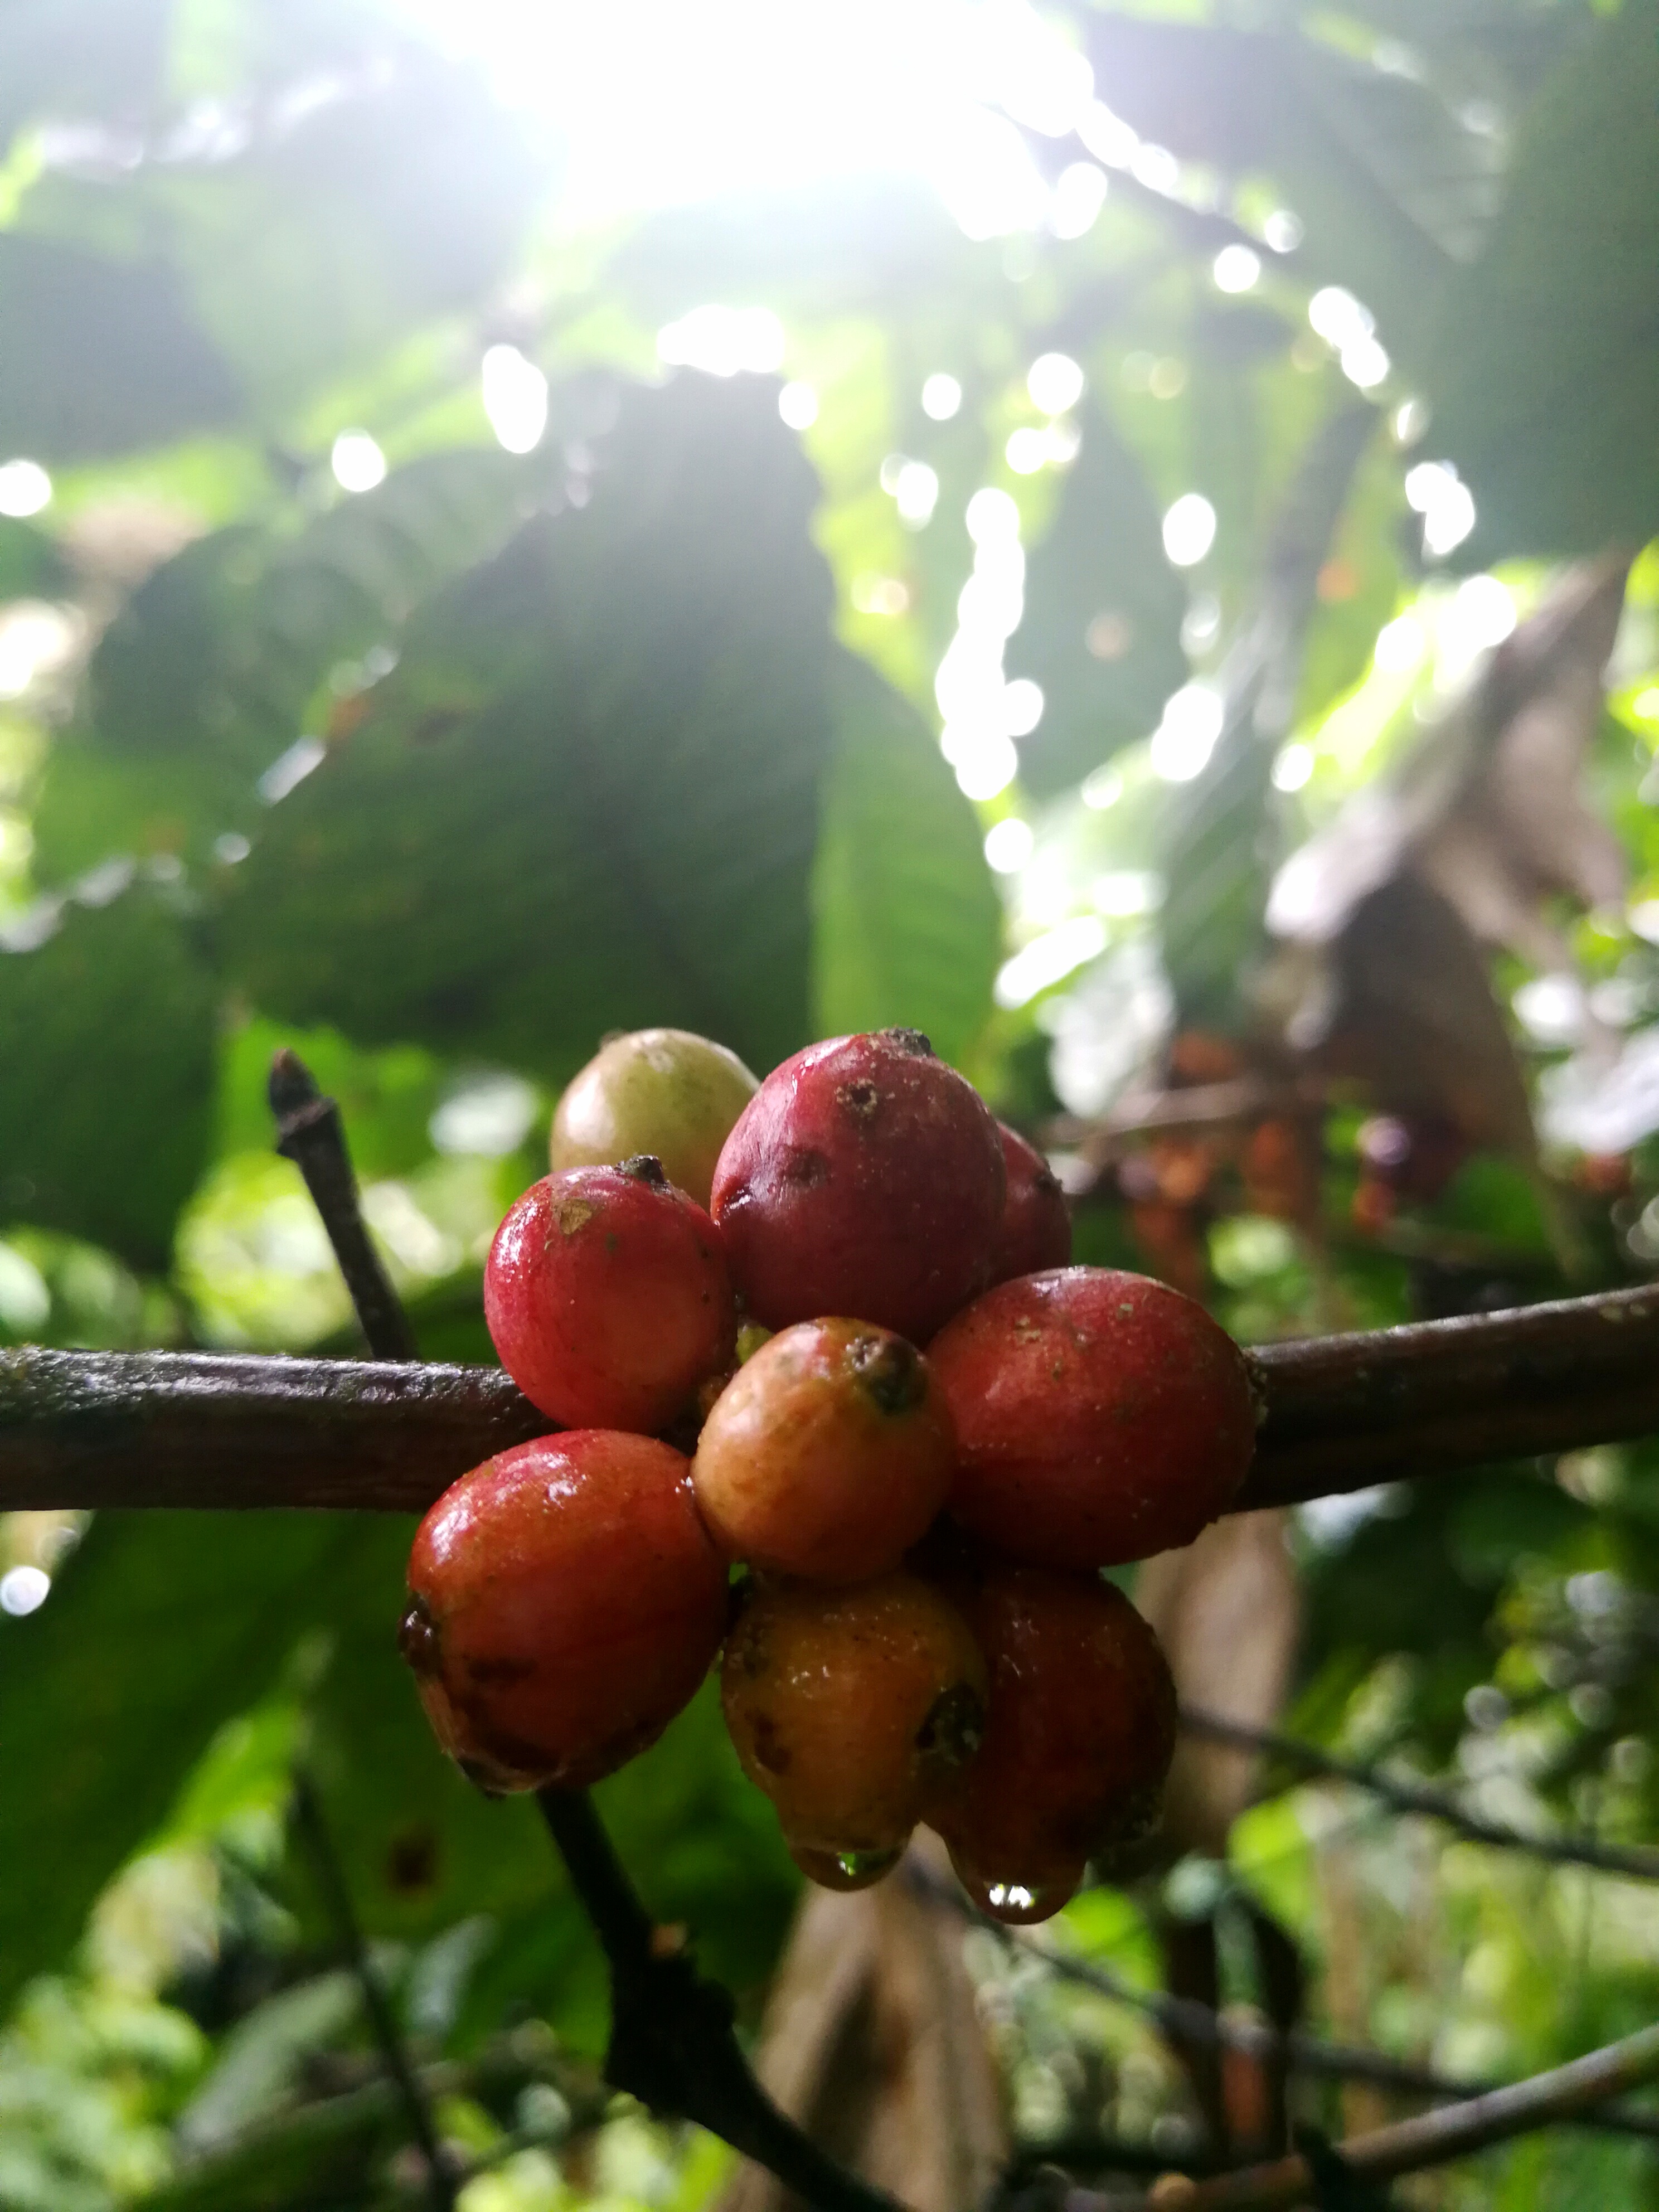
left=710, top=1028, right=1005, bottom=1343
left=721, top=1571, right=987, bottom=1869
left=929, top=1265, right=1257, bottom=1569
left=484, top=1158, right=735, bottom=1431
left=401, top=1431, right=727, bottom=1792
left=921, top=1553, right=1176, bottom=1924
left=693, top=1318, right=955, bottom=1583
left=989, top=1122, right=1071, bottom=1284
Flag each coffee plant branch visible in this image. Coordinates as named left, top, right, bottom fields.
left=909, top=1868, right=1659, bottom=2143
left=5, top=1278, right=1658, bottom=1515
left=1177, top=1706, right=1659, bottom=1883
left=1080, top=2019, right=1659, bottom=2211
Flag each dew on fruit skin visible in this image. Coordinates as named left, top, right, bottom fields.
left=988, top=1881, right=1035, bottom=1911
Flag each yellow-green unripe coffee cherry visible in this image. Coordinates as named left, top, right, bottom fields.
left=550, top=1027, right=759, bottom=1209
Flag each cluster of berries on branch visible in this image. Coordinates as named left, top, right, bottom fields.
left=401, top=1025, right=1258, bottom=1924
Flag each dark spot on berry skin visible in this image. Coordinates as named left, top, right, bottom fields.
left=879, top=1027, right=934, bottom=1058
left=398, top=1597, right=440, bottom=1676
left=915, top=1681, right=985, bottom=1770
left=782, top=1147, right=829, bottom=1189
left=385, top=1826, right=439, bottom=1893
left=848, top=1331, right=927, bottom=1418
left=749, top=1710, right=792, bottom=1775
left=464, top=1652, right=536, bottom=1686
left=621, top=1153, right=668, bottom=1186
left=836, top=1079, right=881, bottom=1122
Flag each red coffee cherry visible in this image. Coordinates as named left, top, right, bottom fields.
left=551, top=1027, right=759, bottom=1209
left=989, top=1122, right=1071, bottom=1284
left=721, top=1573, right=987, bottom=1867
left=710, top=1028, right=1005, bottom=1343
left=484, top=1158, right=735, bottom=1430
left=929, top=1266, right=1257, bottom=1569
left=693, top=1318, right=955, bottom=1582
left=401, top=1432, right=727, bottom=1792
left=922, top=1554, right=1176, bottom=1924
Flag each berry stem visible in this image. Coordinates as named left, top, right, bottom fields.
left=536, top=1789, right=905, bottom=2212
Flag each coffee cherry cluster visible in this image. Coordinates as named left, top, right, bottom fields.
left=402, top=1023, right=1258, bottom=1923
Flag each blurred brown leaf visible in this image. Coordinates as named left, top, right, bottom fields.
left=1267, top=554, right=1629, bottom=968
left=1135, top=1510, right=1300, bottom=1862
left=1417, top=555, right=1629, bottom=971
left=1255, top=559, right=1632, bottom=1182
left=715, top=1835, right=1007, bottom=2212
left=1322, top=871, right=1538, bottom=1158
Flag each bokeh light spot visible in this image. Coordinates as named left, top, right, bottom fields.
left=331, top=430, right=387, bottom=493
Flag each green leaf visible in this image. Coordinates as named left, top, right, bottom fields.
left=1004, top=400, right=1187, bottom=798
left=219, top=373, right=838, bottom=1084
left=32, top=449, right=556, bottom=883
left=0, top=887, right=216, bottom=1268
left=0, top=517, right=72, bottom=604
left=151, top=50, right=544, bottom=418
left=0, top=1510, right=367, bottom=2016
left=13, top=40, right=543, bottom=433
left=301, top=1517, right=557, bottom=1951
left=1076, top=14, right=1532, bottom=365
left=1425, top=0, right=1659, bottom=561
left=0, top=234, right=239, bottom=462
left=812, top=650, right=1001, bottom=1066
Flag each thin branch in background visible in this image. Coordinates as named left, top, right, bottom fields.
left=904, top=1867, right=1659, bottom=2145
left=536, top=1789, right=904, bottom=2212
left=273, top=1052, right=452, bottom=2208
left=1074, top=2018, right=1659, bottom=2210
left=1179, top=1706, right=1659, bottom=1884
left=269, top=1047, right=418, bottom=1363
left=291, top=1772, right=457, bottom=2212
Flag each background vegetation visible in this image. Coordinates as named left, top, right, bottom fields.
left=1, top=0, right=1657, bottom=2204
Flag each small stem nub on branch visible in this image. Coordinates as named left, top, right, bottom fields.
left=269, top=1047, right=418, bottom=1363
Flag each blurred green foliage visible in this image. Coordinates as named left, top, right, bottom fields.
left=1, top=0, right=1657, bottom=2206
